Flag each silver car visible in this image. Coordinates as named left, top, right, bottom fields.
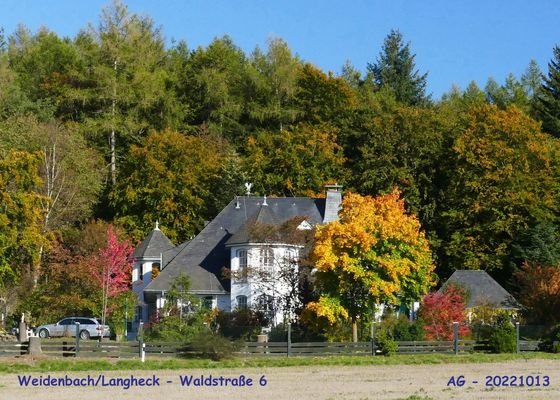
left=36, top=317, right=110, bottom=340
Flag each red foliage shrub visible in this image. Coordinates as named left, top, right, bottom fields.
left=419, top=284, right=470, bottom=340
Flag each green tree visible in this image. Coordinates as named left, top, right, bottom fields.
left=7, top=26, right=84, bottom=120
left=306, top=191, right=435, bottom=342
left=344, top=92, right=446, bottom=229
left=535, top=45, right=560, bottom=137
left=75, top=0, right=170, bottom=185
left=244, top=124, right=346, bottom=196
left=367, top=30, right=429, bottom=106
left=485, top=74, right=532, bottom=113
left=246, top=38, right=301, bottom=131
left=184, top=36, right=248, bottom=140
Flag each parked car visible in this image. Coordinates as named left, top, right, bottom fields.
left=35, top=317, right=110, bottom=340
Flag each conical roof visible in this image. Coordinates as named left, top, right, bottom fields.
left=133, top=224, right=175, bottom=258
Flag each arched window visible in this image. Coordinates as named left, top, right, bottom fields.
left=237, top=249, right=248, bottom=282
left=236, top=295, right=248, bottom=310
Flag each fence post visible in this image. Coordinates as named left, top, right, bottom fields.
left=371, top=322, right=376, bottom=356
left=75, top=322, right=80, bottom=357
left=287, top=323, right=292, bottom=358
left=516, top=322, right=520, bottom=354
left=453, top=322, right=459, bottom=355
left=138, top=321, right=145, bottom=361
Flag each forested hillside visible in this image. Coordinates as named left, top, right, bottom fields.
left=1, top=1, right=560, bottom=325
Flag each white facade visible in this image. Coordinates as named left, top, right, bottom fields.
left=229, top=243, right=301, bottom=326
left=132, top=255, right=163, bottom=324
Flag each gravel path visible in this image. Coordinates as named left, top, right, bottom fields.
left=1, top=359, right=559, bottom=399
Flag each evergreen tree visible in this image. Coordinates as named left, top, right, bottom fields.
left=535, top=45, right=560, bottom=137
left=367, top=30, right=429, bottom=106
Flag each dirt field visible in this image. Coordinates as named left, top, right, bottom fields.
left=1, top=359, right=559, bottom=399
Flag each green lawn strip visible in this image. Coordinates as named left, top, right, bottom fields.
left=1, top=353, right=560, bottom=374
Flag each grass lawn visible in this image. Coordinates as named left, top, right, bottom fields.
left=2, top=352, right=560, bottom=373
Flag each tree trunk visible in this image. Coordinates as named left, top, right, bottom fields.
left=352, top=317, right=358, bottom=343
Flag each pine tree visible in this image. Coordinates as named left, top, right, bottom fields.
left=535, top=45, right=560, bottom=137
left=367, top=30, right=429, bottom=106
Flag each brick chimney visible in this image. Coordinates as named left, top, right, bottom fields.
left=323, top=184, right=343, bottom=223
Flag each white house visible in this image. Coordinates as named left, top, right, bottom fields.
left=130, top=185, right=343, bottom=333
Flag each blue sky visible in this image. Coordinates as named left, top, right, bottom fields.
left=1, top=0, right=559, bottom=98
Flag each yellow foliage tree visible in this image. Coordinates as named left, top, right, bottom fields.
left=306, top=190, right=436, bottom=341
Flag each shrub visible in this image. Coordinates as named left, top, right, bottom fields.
left=375, top=328, right=398, bottom=356
left=488, top=313, right=516, bottom=353
left=215, top=309, right=267, bottom=340
left=190, top=333, right=242, bottom=361
left=144, top=314, right=205, bottom=342
left=419, top=284, right=470, bottom=340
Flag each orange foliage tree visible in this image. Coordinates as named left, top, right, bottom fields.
left=305, top=190, right=436, bottom=341
left=515, top=262, right=560, bottom=326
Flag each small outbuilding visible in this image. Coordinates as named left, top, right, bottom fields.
left=439, top=270, right=520, bottom=310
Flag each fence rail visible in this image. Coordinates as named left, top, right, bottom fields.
left=0, top=336, right=545, bottom=359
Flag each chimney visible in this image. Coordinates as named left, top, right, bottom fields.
left=323, top=183, right=342, bottom=223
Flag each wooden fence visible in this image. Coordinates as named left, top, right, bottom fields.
left=0, top=341, right=28, bottom=357
left=0, top=337, right=545, bottom=359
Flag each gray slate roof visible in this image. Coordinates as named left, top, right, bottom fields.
left=440, top=270, right=520, bottom=309
left=144, top=196, right=326, bottom=295
left=133, top=228, right=175, bottom=258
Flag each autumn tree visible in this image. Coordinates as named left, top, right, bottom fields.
left=306, top=191, right=436, bottom=342
left=514, top=262, right=560, bottom=326
left=367, top=30, right=429, bottom=106
left=0, top=150, right=47, bottom=288
left=436, top=104, right=560, bottom=277
left=110, top=130, right=245, bottom=242
left=93, top=225, right=133, bottom=334
left=17, top=238, right=101, bottom=325
left=418, top=284, right=469, bottom=340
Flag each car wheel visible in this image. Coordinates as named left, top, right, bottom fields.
left=38, top=329, right=49, bottom=338
left=79, top=330, right=90, bottom=340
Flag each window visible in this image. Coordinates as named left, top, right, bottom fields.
left=140, top=264, right=144, bottom=281
left=152, top=263, right=161, bottom=280
left=236, top=295, right=248, bottom=310
left=202, top=296, right=214, bottom=310
left=284, top=249, right=297, bottom=266
left=260, top=247, right=274, bottom=270
left=237, top=249, right=248, bottom=282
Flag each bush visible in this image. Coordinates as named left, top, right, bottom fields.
left=144, top=314, right=205, bottom=342
left=268, top=323, right=325, bottom=342
left=488, top=314, right=516, bottom=353
left=215, top=309, right=267, bottom=340
left=375, top=329, right=398, bottom=356
left=190, top=333, right=242, bottom=361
